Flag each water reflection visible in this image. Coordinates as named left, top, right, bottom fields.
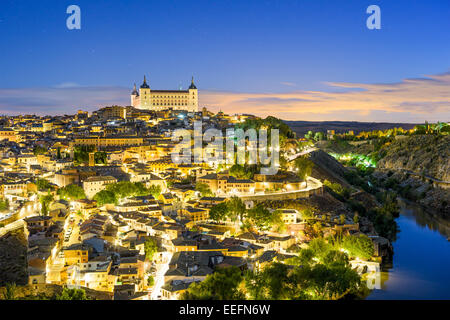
left=367, top=199, right=450, bottom=300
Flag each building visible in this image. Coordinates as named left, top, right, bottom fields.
left=131, top=75, right=198, bottom=112
left=197, top=172, right=255, bottom=195
left=83, top=176, right=117, bottom=199
left=73, top=136, right=144, bottom=148
left=0, top=128, right=18, bottom=142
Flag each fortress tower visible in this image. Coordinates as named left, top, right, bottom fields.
left=130, top=75, right=198, bottom=112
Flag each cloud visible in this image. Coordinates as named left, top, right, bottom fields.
left=0, top=72, right=449, bottom=122
left=200, top=71, right=450, bottom=122
left=0, top=86, right=129, bottom=115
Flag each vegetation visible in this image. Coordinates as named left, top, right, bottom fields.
left=323, top=180, right=350, bottom=201
left=183, top=237, right=366, bottom=300
left=181, top=267, right=245, bottom=300
left=305, top=130, right=326, bottom=141
left=341, top=235, right=374, bottom=260
left=147, top=276, right=155, bottom=287
left=148, top=184, right=162, bottom=199
left=195, top=182, right=214, bottom=197
left=35, top=178, right=53, bottom=191
left=2, top=283, right=17, bottom=300
left=33, top=145, right=47, bottom=156
left=57, top=184, right=86, bottom=201
left=0, top=198, right=9, bottom=212
left=209, top=198, right=285, bottom=232
left=93, top=190, right=117, bottom=207
left=229, top=164, right=259, bottom=180
left=55, top=287, right=88, bottom=300
left=39, top=192, right=54, bottom=215
left=144, top=237, right=158, bottom=261
left=294, top=156, right=314, bottom=183
left=92, top=181, right=161, bottom=207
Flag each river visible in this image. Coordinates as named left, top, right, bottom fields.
left=368, top=199, right=450, bottom=299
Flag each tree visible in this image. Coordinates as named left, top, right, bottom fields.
left=195, top=182, right=213, bottom=197
left=35, top=178, right=52, bottom=191
left=308, top=238, right=333, bottom=263
left=290, top=263, right=361, bottom=300
left=58, top=184, right=86, bottom=201
left=285, top=248, right=315, bottom=267
left=244, top=262, right=291, bottom=300
left=208, top=202, right=229, bottom=222
left=339, top=214, right=346, bottom=225
left=3, top=283, right=17, bottom=300
left=181, top=267, right=245, bottom=300
left=245, top=205, right=284, bottom=231
left=93, top=190, right=117, bottom=207
left=0, top=198, right=9, bottom=212
left=56, top=287, right=88, bottom=300
left=33, top=145, right=47, bottom=156
left=294, top=156, right=314, bottom=185
left=322, top=250, right=349, bottom=268
left=227, top=196, right=247, bottom=222
left=94, top=151, right=107, bottom=164
left=147, top=276, right=155, bottom=287
left=148, top=184, right=162, bottom=199
left=144, top=237, right=158, bottom=261
left=341, top=234, right=374, bottom=260
left=39, top=192, right=54, bottom=216
left=314, top=132, right=325, bottom=141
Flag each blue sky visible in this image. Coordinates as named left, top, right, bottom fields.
left=0, top=0, right=449, bottom=121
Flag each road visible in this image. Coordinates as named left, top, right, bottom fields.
left=151, top=252, right=172, bottom=300
left=286, top=147, right=317, bottom=161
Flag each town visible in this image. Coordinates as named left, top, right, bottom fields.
left=0, top=76, right=448, bottom=301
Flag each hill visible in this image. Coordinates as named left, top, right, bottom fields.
left=285, top=120, right=416, bottom=137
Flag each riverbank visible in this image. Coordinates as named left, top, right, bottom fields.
left=368, top=199, right=450, bottom=299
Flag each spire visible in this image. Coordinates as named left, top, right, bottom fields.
left=131, top=83, right=138, bottom=95
left=140, top=75, right=149, bottom=89
left=189, top=75, right=197, bottom=89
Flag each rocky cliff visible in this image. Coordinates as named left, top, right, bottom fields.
left=377, top=135, right=450, bottom=182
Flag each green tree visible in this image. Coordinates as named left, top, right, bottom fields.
left=0, top=198, right=10, bottom=212
left=94, top=151, right=107, bottom=164
left=144, top=237, right=158, bottom=261
left=181, top=267, right=245, bottom=300
left=147, top=276, right=155, bottom=287
left=93, top=190, right=117, bottom=207
left=195, top=182, right=214, bottom=197
left=33, top=145, right=47, bottom=156
left=39, top=192, right=54, bottom=216
left=56, top=287, right=88, bottom=300
left=3, top=283, right=17, bottom=300
left=208, top=202, right=229, bottom=222
left=341, top=234, right=374, bottom=260
left=35, top=178, right=52, bottom=191
left=244, top=262, right=291, bottom=300
left=148, top=184, right=162, bottom=199
left=228, top=196, right=247, bottom=222
left=58, top=184, right=86, bottom=201
left=294, top=156, right=314, bottom=185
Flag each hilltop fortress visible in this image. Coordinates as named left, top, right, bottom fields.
left=131, top=75, right=198, bottom=112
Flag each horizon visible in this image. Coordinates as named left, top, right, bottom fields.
left=0, top=0, right=449, bottom=122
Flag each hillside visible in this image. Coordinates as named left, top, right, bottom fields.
left=285, top=120, right=416, bottom=137
left=377, top=135, right=450, bottom=182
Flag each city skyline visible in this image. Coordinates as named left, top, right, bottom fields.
left=0, top=0, right=449, bottom=122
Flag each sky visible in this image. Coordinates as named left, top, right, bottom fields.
left=0, top=0, right=449, bottom=122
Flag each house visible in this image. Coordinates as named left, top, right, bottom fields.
left=64, top=243, right=90, bottom=265
left=83, top=175, right=117, bottom=199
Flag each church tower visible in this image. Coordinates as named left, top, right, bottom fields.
left=140, top=75, right=151, bottom=109
left=131, top=83, right=139, bottom=107
left=188, top=76, right=198, bottom=112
